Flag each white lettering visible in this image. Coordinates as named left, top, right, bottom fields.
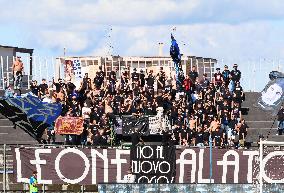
left=159, top=161, right=171, bottom=173
left=15, top=148, right=29, bottom=183
left=243, top=150, right=259, bottom=183
left=55, top=149, right=90, bottom=184
left=176, top=149, right=196, bottom=183
left=217, top=150, right=239, bottom=183
left=91, top=149, right=108, bottom=184
left=111, top=149, right=129, bottom=182
left=30, top=149, right=52, bottom=184
left=198, top=149, right=214, bottom=183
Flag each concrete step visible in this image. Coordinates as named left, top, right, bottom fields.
left=246, top=121, right=277, bottom=128
left=0, top=120, right=14, bottom=126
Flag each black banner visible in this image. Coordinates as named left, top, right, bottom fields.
left=122, top=116, right=149, bottom=136
left=130, top=146, right=176, bottom=183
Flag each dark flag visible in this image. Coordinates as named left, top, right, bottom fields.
left=122, top=116, right=149, bottom=136
left=0, top=95, right=62, bottom=141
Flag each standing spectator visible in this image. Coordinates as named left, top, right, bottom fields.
left=30, top=80, right=40, bottom=97
left=195, top=126, right=204, bottom=147
left=189, top=65, right=199, bottom=85
left=12, top=56, right=24, bottom=89
left=157, top=67, right=166, bottom=93
left=239, top=119, right=248, bottom=148
left=146, top=70, right=155, bottom=96
left=39, top=79, right=49, bottom=98
left=183, top=75, right=192, bottom=103
left=139, top=69, right=145, bottom=88
left=232, top=82, right=244, bottom=105
left=222, top=65, right=231, bottom=86
left=214, top=68, right=223, bottom=90
left=277, top=105, right=284, bottom=135
left=131, top=68, right=140, bottom=87
left=230, top=64, right=241, bottom=89
left=212, top=126, right=224, bottom=147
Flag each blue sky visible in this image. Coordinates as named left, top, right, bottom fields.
left=0, top=0, right=284, bottom=90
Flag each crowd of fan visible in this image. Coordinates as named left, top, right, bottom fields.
left=4, top=63, right=249, bottom=148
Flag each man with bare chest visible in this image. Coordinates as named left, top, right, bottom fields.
left=12, top=56, right=24, bottom=88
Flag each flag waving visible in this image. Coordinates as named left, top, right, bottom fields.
left=0, top=95, right=62, bottom=141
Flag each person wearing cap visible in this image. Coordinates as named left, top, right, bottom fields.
left=214, top=67, right=223, bottom=90
left=29, top=171, right=38, bottom=193
left=222, top=65, right=231, bottom=86
left=12, top=56, right=24, bottom=89
left=131, top=68, right=139, bottom=87
left=231, top=64, right=241, bottom=83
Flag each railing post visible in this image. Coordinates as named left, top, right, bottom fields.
left=3, top=144, right=6, bottom=193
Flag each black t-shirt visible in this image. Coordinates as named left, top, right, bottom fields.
left=39, top=83, right=48, bottom=95
left=239, top=123, right=248, bottom=140
left=228, top=119, right=238, bottom=130
left=109, top=71, right=116, bottom=82
left=234, top=86, right=243, bottom=97
left=140, top=73, right=145, bottom=86
left=278, top=108, right=284, bottom=121
left=231, top=69, right=241, bottom=82
left=156, top=96, right=164, bottom=107
left=180, top=128, right=188, bottom=139
left=146, top=75, right=155, bottom=87
left=195, top=131, right=204, bottom=144
left=213, top=130, right=223, bottom=146
left=31, top=85, right=39, bottom=96
left=189, top=71, right=198, bottom=82
left=131, top=72, right=140, bottom=82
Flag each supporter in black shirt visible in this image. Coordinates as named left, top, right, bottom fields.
left=157, top=67, right=166, bottom=92
left=139, top=69, right=145, bottom=88
left=53, top=78, right=65, bottom=93
left=39, top=79, right=48, bottom=97
left=200, top=73, right=210, bottom=92
left=239, top=119, right=248, bottom=141
left=131, top=68, right=140, bottom=84
left=30, top=80, right=40, bottom=96
left=277, top=105, right=284, bottom=135
left=109, top=67, right=118, bottom=83
left=212, top=127, right=224, bottom=147
left=146, top=70, right=155, bottom=96
left=179, top=124, right=188, bottom=145
left=156, top=92, right=164, bottom=107
left=195, top=126, right=204, bottom=147
left=189, top=65, right=199, bottom=84
left=233, top=82, right=244, bottom=104
left=230, top=64, right=241, bottom=83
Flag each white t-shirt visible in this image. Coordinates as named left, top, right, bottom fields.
left=82, top=107, right=91, bottom=119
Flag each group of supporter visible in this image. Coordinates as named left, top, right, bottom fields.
left=4, top=63, right=249, bottom=148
